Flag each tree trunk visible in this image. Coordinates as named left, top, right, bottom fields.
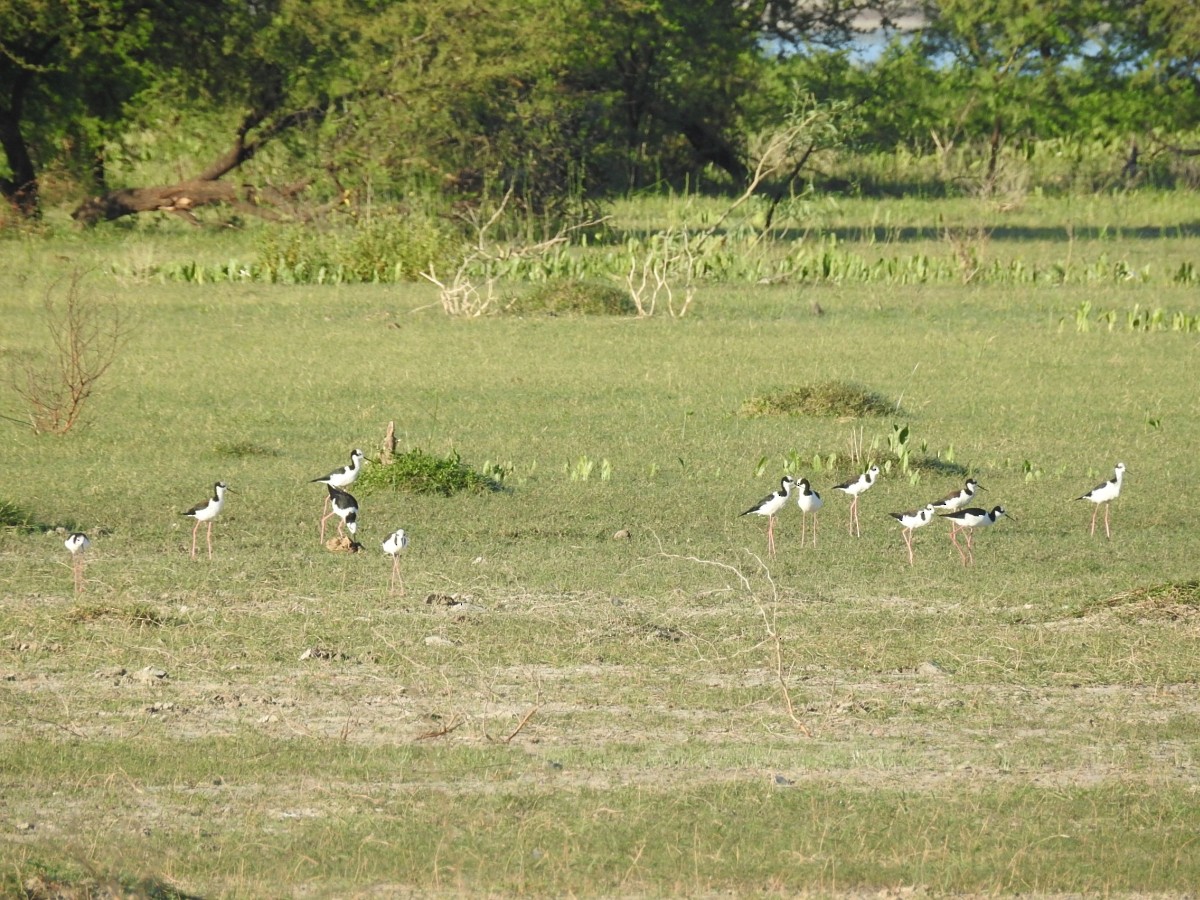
left=71, top=98, right=334, bottom=226
left=72, top=181, right=243, bottom=226
left=0, top=106, right=40, bottom=217
left=679, top=118, right=749, bottom=184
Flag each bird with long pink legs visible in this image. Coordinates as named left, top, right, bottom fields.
left=324, top=485, right=359, bottom=543
left=182, top=482, right=228, bottom=559
left=794, top=477, right=823, bottom=548
left=740, top=476, right=795, bottom=558
left=939, top=505, right=1013, bottom=566
left=832, top=464, right=879, bottom=537
left=64, top=532, right=90, bottom=594
left=311, top=449, right=364, bottom=538
left=1075, top=462, right=1126, bottom=538
left=888, top=504, right=935, bottom=566
left=382, top=528, right=409, bottom=595
left=932, top=477, right=985, bottom=546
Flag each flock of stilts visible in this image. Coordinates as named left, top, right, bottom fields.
left=56, top=452, right=1128, bottom=594
left=61, top=448, right=410, bottom=596
left=740, top=462, right=1127, bottom=565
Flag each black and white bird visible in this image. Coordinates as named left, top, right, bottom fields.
left=932, top=478, right=984, bottom=514
left=888, top=504, right=935, bottom=566
left=64, top=532, right=90, bottom=593
left=833, top=464, right=880, bottom=537
left=311, top=449, right=365, bottom=526
left=741, top=475, right=796, bottom=557
left=382, top=528, right=410, bottom=595
left=182, top=482, right=228, bottom=559
left=932, top=477, right=985, bottom=540
left=794, top=477, right=823, bottom=548
left=1075, top=462, right=1126, bottom=538
left=324, top=486, right=359, bottom=542
left=939, top=505, right=1013, bottom=566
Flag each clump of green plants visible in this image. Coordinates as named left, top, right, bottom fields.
left=506, top=280, right=636, bottom=316
left=252, top=210, right=458, bottom=284
left=741, top=381, right=893, bottom=418
left=357, top=448, right=506, bottom=496
left=0, top=499, right=39, bottom=532
left=1066, top=300, right=1200, bottom=333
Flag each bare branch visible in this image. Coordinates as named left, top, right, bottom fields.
left=8, top=270, right=130, bottom=434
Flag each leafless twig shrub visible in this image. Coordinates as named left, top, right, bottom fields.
left=9, top=270, right=129, bottom=435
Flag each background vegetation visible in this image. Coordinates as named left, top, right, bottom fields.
left=4, top=0, right=1200, bottom=225
left=3, top=1, right=1200, bottom=897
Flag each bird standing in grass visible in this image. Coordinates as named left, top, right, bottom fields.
left=311, top=449, right=364, bottom=530
left=794, top=477, right=823, bottom=548
left=382, top=529, right=409, bottom=595
left=1075, top=462, right=1126, bottom=538
left=833, top=464, right=880, bottom=537
left=741, top=475, right=795, bottom=558
left=324, top=486, right=359, bottom=542
left=183, top=482, right=228, bottom=559
left=940, top=505, right=1013, bottom=566
left=64, top=532, right=90, bottom=594
left=932, top=477, right=985, bottom=541
left=888, top=504, right=935, bottom=566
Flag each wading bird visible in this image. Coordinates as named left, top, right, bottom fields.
left=888, top=504, right=935, bottom=566
left=940, top=505, right=1013, bottom=566
left=932, top=477, right=985, bottom=541
left=794, top=478, right=823, bottom=548
left=382, top=528, right=409, bottom=595
left=311, top=449, right=364, bottom=529
left=1075, top=462, right=1126, bottom=538
left=324, top=486, right=359, bottom=542
left=833, top=464, right=880, bottom=537
left=741, top=476, right=795, bottom=557
left=64, top=532, right=90, bottom=594
left=183, top=482, right=228, bottom=559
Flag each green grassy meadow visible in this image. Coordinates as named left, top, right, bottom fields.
left=2, top=193, right=1200, bottom=896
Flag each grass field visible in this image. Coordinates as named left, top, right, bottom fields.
left=2, top=192, right=1200, bottom=897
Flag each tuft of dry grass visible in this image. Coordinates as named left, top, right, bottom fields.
left=64, top=602, right=166, bottom=627
left=1096, top=581, right=1200, bottom=621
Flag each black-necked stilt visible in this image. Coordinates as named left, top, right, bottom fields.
left=888, top=504, right=935, bottom=566
left=182, top=482, right=228, bottom=559
left=741, top=475, right=795, bottom=557
left=1075, top=462, right=1126, bottom=538
left=312, top=449, right=365, bottom=529
left=324, top=486, right=359, bottom=541
left=932, top=477, right=985, bottom=541
left=794, top=477, right=823, bottom=548
left=833, top=464, right=880, bottom=537
left=382, top=528, right=409, bottom=595
left=64, top=532, right=90, bottom=593
left=939, top=505, right=1013, bottom=566
left=932, top=478, right=984, bottom=513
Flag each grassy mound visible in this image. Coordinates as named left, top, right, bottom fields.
left=356, top=448, right=505, bottom=497
left=505, top=280, right=636, bottom=316
left=741, top=381, right=894, bottom=418
left=1095, top=581, right=1200, bottom=621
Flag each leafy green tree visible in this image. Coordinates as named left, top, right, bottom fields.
left=1098, top=0, right=1200, bottom=130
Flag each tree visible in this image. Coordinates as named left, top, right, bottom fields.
left=909, top=0, right=1114, bottom=184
